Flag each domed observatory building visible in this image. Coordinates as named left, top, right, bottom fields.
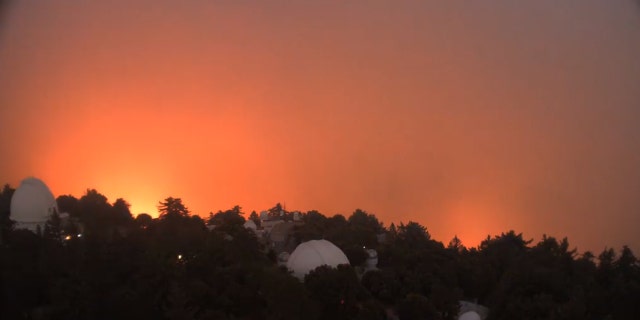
left=459, top=311, right=481, bottom=320
left=10, top=177, right=58, bottom=232
left=458, top=301, right=489, bottom=320
left=286, top=239, right=350, bottom=280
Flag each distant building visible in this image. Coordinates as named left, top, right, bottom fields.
left=268, top=221, right=297, bottom=252
left=364, top=248, right=378, bottom=272
left=260, top=210, right=284, bottom=233
left=255, top=209, right=304, bottom=254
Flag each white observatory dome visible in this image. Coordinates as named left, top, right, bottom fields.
left=286, top=239, right=349, bottom=280
left=10, top=177, right=57, bottom=231
left=459, top=311, right=481, bottom=320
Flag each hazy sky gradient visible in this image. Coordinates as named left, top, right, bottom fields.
left=1, top=1, right=639, bottom=252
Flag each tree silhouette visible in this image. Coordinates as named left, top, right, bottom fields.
left=208, top=205, right=244, bottom=228
left=396, top=293, right=438, bottom=320
left=112, top=198, right=133, bottom=225
left=248, top=210, right=261, bottom=227
left=268, top=203, right=284, bottom=217
left=158, top=197, right=190, bottom=219
left=56, top=194, right=80, bottom=217
left=43, top=209, right=62, bottom=241
left=305, top=264, right=370, bottom=320
left=0, top=184, right=15, bottom=244
left=1, top=182, right=640, bottom=319
left=134, top=213, right=153, bottom=228
left=447, top=235, right=465, bottom=253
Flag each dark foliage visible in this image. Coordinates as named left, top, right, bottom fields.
left=0, top=187, right=639, bottom=319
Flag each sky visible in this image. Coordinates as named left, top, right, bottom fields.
left=1, top=1, right=639, bottom=253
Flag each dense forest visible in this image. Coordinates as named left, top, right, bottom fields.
left=1, top=184, right=639, bottom=319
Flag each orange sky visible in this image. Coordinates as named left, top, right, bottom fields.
left=1, top=1, right=639, bottom=253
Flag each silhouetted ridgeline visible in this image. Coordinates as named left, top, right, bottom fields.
left=1, top=184, right=639, bottom=319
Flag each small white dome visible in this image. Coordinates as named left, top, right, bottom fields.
left=286, top=239, right=349, bottom=280
left=459, top=311, right=481, bottom=320
left=244, top=219, right=257, bottom=230
left=10, top=177, right=57, bottom=231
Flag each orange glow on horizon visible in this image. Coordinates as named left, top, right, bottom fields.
left=441, top=200, right=508, bottom=249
